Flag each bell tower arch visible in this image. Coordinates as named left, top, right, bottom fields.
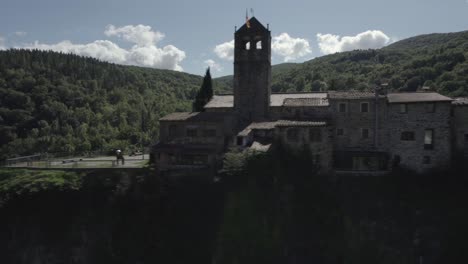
left=233, top=17, right=271, bottom=126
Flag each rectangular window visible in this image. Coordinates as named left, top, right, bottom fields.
left=426, top=103, right=435, bottom=113
left=465, top=134, right=468, bottom=142
left=186, top=128, right=197, bottom=137
left=361, top=102, right=369, bottom=113
left=424, top=129, right=434, bottom=150
left=401, top=131, right=415, bottom=141
left=361, top=128, right=369, bottom=139
left=309, top=128, right=322, bottom=142
left=338, top=103, right=347, bottom=113
left=337, top=128, right=345, bottom=136
left=203, top=129, right=216, bottom=137
left=423, top=156, right=431, bottom=164
left=287, top=128, right=299, bottom=142
left=400, top=104, right=407, bottom=113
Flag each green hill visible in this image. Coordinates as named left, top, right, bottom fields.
left=2, top=30, right=468, bottom=159
left=216, top=30, right=468, bottom=95
left=0, top=49, right=207, bottom=159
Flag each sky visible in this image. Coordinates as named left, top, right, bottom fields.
left=0, top=0, right=467, bottom=77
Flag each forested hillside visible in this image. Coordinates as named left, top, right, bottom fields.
left=0, top=50, right=204, bottom=160
left=217, top=30, right=468, bottom=96
left=1, top=30, right=468, bottom=160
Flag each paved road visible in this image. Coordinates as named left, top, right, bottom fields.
left=5, top=154, right=150, bottom=169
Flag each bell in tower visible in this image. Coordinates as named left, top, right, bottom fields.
left=233, top=17, right=271, bottom=127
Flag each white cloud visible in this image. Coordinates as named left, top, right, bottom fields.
left=272, top=33, right=311, bottom=62
left=24, top=40, right=128, bottom=63
left=317, top=30, right=391, bottom=55
left=14, top=31, right=27, bottom=37
left=214, top=33, right=311, bottom=62
left=104, top=24, right=163, bottom=46
left=20, top=24, right=185, bottom=71
left=204, top=59, right=222, bottom=72
left=214, top=40, right=234, bottom=61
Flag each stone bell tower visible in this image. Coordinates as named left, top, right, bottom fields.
left=233, top=17, right=271, bottom=127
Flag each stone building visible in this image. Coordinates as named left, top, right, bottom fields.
left=152, top=17, right=468, bottom=174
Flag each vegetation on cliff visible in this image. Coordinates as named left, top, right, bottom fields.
left=0, top=169, right=82, bottom=206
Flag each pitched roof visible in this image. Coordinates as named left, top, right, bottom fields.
left=387, top=92, right=453, bottom=103
left=159, top=112, right=231, bottom=122
left=274, top=120, right=327, bottom=127
left=283, top=97, right=329, bottom=107
left=238, top=120, right=327, bottom=136
left=204, top=95, right=233, bottom=108
left=238, top=121, right=278, bottom=136
left=271, top=93, right=328, bottom=106
left=204, top=93, right=328, bottom=108
left=328, top=90, right=378, bottom=99
left=235, top=17, right=268, bottom=34
left=452, top=97, right=468, bottom=106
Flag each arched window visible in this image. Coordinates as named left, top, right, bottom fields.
left=256, top=40, right=262, bottom=50
left=245, top=41, right=250, bottom=50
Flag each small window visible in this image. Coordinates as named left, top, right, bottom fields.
left=423, top=156, right=431, bottom=164
left=400, top=104, right=407, bottom=113
left=256, top=40, right=262, bottom=50
left=361, top=128, right=369, bottom=139
left=361, top=102, right=369, bottom=113
left=245, top=41, right=250, bottom=50
left=464, top=134, right=468, bottom=142
left=425, top=103, right=435, bottom=113
left=424, top=129, right=434, bottom=150
left=309, top=128, right=322, bottom=142
left=186, top=128, right=197, bottom=137
left=337, top=128, right=345, bottom=136
left=401, top=131, right=415, bottom=141
left=287, top=128, right=299, bottom=142
left=203, top=129, right=216, bottom=137
left=338, top=103, right=347, bottom=113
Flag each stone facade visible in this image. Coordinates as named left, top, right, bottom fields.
left=387, top=101, right=452, bottom=172
left=451, top=98, right=468, bottom=157
left=233, top=17, right=271, bottom=127
left=152, top=17, right=468, bottom=175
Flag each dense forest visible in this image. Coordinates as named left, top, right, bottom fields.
left=0, top=50, right=208, bottom=160
left=1, top=30, right=468, bottom=160
left=216, top=30, right=468, bottom=96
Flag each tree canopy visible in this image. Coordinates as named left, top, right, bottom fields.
left=193, top=68, right=213, bottom=112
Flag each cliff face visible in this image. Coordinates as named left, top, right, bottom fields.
left=0, top=169, right=224, bottom=264
left=1, top=165, right=468, bottom=264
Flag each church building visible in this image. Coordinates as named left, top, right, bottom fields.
left=152, top=17, right=468, bottom=174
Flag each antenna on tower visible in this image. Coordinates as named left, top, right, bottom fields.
left=250, top=8, right=254, bottom=17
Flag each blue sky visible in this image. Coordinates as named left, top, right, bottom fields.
left=1, top=0, right=467, bottom=77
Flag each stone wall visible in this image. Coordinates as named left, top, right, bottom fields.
left=387, top=102, right=452, bottom=172
left=269, top=106, right=331, bottom=121
left=452, top=105, right=468, bottom=156
left=274, top=125, right=333, bottom=173
left=328, top=98, right=388, bottom=152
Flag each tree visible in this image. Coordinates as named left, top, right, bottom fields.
left=193, top=68, right=213, bottom=112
